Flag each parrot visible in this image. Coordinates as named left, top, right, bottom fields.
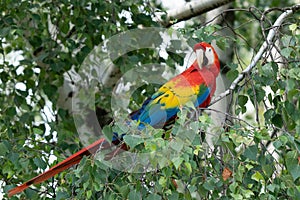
left=8, top=42, right=220, bottom=197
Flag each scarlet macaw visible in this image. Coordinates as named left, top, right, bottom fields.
left=8, top=42, right=220, bottom=197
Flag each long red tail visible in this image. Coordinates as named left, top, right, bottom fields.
left=8, top=138, right=123, bottom=197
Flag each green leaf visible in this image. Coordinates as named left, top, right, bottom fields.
left=59, top=20, right=70, bottom=34
left=241, top=189, right=254, bottom=198
left=6, top=107, right=16, bottom=116
left=273, top=139, right=283, bottom=149
left=168, top=51, right=184, bottom=66
left=264, top=109, right=275, bottom=122
left=168, top=192, right=179, bottom=200
left=55, top=191, right=69, bottom=200
left=231, top=194, right=243, bottom=200
left=266, top=184, right=277, bottom=192
left=43, top=84, right=58, bottom=99
left=102, top=125, right=113, bottom=142
left=86, top=190, right=92, bottom=199
left=255, top=88, right=266, bottom=103
left=281, top=47, right=293, bottom=58
left=236, top=164, right=245, bottom=182
left=238, top=95, right=248, bottom=107
left=170, top=139, right=184, bottom=152
left=281, top=35, right=292, bottom=46
left=203, top=177, right=216, bottom=191
left=287, top=88, right=298, bottom=101
left=123, top=135, right=144, bottom=149
left=288, top=68, right=300, bottom=80
left=226, top=69, right=239, bottom=82
left=8, top=152, right=19, bottom=165
left=159, top=176, right=167, bottom=187
left=118, top=185, right=130, bottom=198
left=228, top=63, right=238, bottom=70
left=289, top=24, right=298, bottom=32
left=172, top=157, right=184, bottom=170
left=271, top=114, right=283, bottom=128
left=0, top=142, right=9, bottom=156
left=243, top=145, right=258, bottom=161
left=33, top=157, right=47, bottom=170
left=145, top=194, right=162, bottom=200
left=229, top=181, right=238, bottom=193
left=270, top=62, right=279, bottom=73
left=33, top=126, right=45, bottom=135
left=216, top=37, right=229, bottom=51
left=261, top=63, right=274, bottom=77
left=279, top=135, right=289, bottom=144
left=285, top=151, right=300, bottom=181
left=128, top=189, right=140, bottom=200
left=251, top=171, right=265, bottom=184
left=254, top=129, right=271, bottom=140
left=184, top=162, right=192, bottom=176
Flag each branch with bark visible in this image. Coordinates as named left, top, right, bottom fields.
left=210, top=5, right=300, bottom=105
left=160, top=0, right=234, bottom=27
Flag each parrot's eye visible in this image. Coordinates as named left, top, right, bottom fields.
left=203, top=47, right=215, bottom=67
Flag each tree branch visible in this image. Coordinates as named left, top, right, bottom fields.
left=210, top=5, right=300, bottom=105
left=161, top=0, right=234, bottom=27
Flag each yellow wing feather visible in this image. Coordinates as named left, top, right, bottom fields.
left=152, top=80, right=199, bottom=109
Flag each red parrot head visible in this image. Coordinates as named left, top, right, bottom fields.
left=193, top=42, right=220, bottom=76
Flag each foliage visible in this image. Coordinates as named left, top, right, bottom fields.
left=0, top=0, right=300, bottom=199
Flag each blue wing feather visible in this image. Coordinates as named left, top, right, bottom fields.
left=194, top=88, right=210, bottom=107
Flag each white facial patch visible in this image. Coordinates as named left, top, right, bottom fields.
left=195, top=48, right=204, bottom=69
left=204, top=47, right=214, bottom=66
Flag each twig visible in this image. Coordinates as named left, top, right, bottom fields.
left=198, top=107, right=257, bottom=129
left=210, top=5, right=300, bottom=106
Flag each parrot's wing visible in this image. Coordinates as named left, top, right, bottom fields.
left=135, top=80, right=211, bottom=128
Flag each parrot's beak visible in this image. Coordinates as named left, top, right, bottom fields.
left=195, top=48, right=204, bottom=69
